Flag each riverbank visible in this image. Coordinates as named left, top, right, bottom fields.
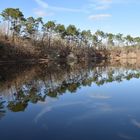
left=1, top=35, right=140, bottom=63
left=0, top=37, right=108, bottom=63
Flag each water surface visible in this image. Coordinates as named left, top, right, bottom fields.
left=0, top=62, right=140, bottom=140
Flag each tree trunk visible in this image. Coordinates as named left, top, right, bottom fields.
left=7, top=21, right=10, bottom=37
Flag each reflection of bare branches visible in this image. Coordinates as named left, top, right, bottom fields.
left=0, top=64, right=38, bottom=96
left=0, top=61, right=140, bottom=114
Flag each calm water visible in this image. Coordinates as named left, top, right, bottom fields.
left=0, top=62, right=140, bottom=140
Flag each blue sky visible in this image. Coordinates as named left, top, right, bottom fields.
left=0, top=0, right=140, bottom=36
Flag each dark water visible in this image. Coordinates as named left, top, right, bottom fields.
left=0, top=62, right=140, bottom=140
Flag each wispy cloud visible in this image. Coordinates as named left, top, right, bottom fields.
left=89, top=14, right=111, bottom=20
left=34, top=0, right=140, bottom=15
left=97, top=0, right=112, bottom=5
left=33, top=8, right=54, bottom=17
left=89, top=0, right=113, bottom=10
left=35, top=0, right=48, bottom=8
left=95, top=5, right=110, bottom=10
left=49, top=6, right=83, bottom=12
left=33, top=9, right=47, bottom=17
left=34, top=0, right=84, bottom=13
left=88, top=0, right=139, bottom=10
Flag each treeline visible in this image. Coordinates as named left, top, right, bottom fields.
left=0, top=8, right=140, bottom=61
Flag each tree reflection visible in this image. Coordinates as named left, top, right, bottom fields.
left=0, top=98, right=6, bottom=119
left=8, top=101, right=28, bottom=112
left=0, top=62, right=140, bottom=115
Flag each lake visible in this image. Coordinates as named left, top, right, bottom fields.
left=0, top=61, right=140, bottom=140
